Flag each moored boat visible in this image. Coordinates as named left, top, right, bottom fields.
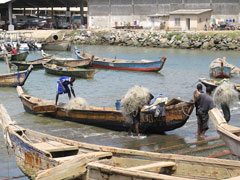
left=0, top=65, right=33, bottom=87
left=42, top=63, right=98, bottom=78
left=74, top=46, right=167, bottom=72
left=41, top=40, right=71, bottom=51
left=9, top=56, right=51, bottom=71
left=41, top=50, right=93, bottom=68
left=209, top=108, right=240, bottom=160
left=17, top=86, right=194, bottom=134
left=209, top=57, right=232, bottom=78
left=2, top=104, right=240, bottom=180
left=199, top=78, right=240, bottom=92
left=10, top=51, right=29, bottom=61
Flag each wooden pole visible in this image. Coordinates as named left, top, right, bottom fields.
left=5, top=54, right=10, bottom=73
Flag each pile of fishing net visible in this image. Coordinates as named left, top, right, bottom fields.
left=121, top=85, right=152, bottom=123
left=213, top=82, right=239, bottom=106
left=64, top=97, right=89, bottom=110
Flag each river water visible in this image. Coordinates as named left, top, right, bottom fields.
left=1, top=45, right=240, bottom=179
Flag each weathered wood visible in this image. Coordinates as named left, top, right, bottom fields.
left=35, top=152, right=112, bottom=180
left=127, top=161, right=176, bottom=171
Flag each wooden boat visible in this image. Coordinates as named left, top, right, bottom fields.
left=74, top=46, right=167, bottom=72
left=0, top=65, right=33, bottom=87
left=41, top=40, right=71, bottom=51
left=209, top=57, right=232, bottom=78
left=9, top=56, right=51, bottom=71
left=199, top=78, right=240, bottom=92
left=10, top=51, right=29, bottom=61
left=41, top=50, right=93, bottom=68
left=42, top=63, right=98, bottom=79
left=17, top=86, right=194, bottom=134
left=2, top=104, right=240, bottom=180
left=209, top=107, right=240, bottom=160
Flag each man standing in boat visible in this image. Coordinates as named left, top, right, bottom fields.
left=55, top=76, right=76, bottom=105
left=195, top=86, right=215, bottom=137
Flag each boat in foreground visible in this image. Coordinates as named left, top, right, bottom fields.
left=209, top=108, right=240, bottom=160
left=17, top=86, right=194, bottom=134
left=9, top=56, right=51, bottom=71
left=74, top=46, right=167, bottom=72
left=0, top=65, right=33, bottom=87
left=1, top=104, right=240, bottom=180
left=41, top=50, right=93, bottom=68
left=42, top=63, right=98, bottom=78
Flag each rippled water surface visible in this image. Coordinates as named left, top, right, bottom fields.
left=1, top=45, right=240, bottom=179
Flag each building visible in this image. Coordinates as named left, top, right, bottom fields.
left=169, top=9, right=212, bottom=31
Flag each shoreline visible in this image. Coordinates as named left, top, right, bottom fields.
left=8, top=29, right=240, bottom=51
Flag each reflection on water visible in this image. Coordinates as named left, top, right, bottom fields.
left=1, top=45, right=240, bottom=179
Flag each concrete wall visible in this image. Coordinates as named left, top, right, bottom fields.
left=88, top=0, right=240, bottom=29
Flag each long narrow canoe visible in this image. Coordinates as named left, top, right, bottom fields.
left=41, top=50, right=93, bottom=68
left=74, top=46, right=167, bottom=72
left=2, top=104, right=240, bottom=180
left=209, top=108, right=240, bottom=160
left=17, top=86, right=194, bottom=134
left=43, top=63, right=98, bottom=79
left=209, top=58, right=232, bottom=78
left=0, top=65, right=33, bottom=87
left=9, top=56, right=51, bottom=71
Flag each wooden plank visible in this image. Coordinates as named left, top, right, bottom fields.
left=33, top=141, right=78, bottom=152
left=16, top=86, right=24, bottom=96
left=35, top=152, right=112, bottom=180
left=127, top=161, right=176, bottom=171
left=209, top=108, right=227, bottom=128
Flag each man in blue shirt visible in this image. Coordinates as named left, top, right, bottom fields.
left=55, top=76, right=76, bottom=105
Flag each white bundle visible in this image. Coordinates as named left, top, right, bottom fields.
left=213, top=82, right=239, bottom=106
left=64, top=97, right=89, bottom=110
left=121, top=85, right=151, bottom=122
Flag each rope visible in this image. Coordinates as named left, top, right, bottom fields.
left=0, top=175, right=26, bottom=180
left=181, top=103, right=191, bottom=117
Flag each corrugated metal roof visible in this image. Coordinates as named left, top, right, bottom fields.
left=169, top=9, right=212, bottom=15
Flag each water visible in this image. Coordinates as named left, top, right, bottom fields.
left=1, top=45, right=240, bottom=179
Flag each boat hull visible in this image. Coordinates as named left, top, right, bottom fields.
left=210, top=66, right=231, bottom=78
left=42, top=41, right=71, bottom=51
left=10, top=52, right=29, bottom=61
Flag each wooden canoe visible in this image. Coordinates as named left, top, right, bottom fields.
left=74, top=46, right=167, bottom=72
left=209, top=57, right=232, bottom=78
left=10, top=51, right=29, bottom=61
left=17, top=86, right=194, bottom=134
left=199, top=78, right=240, bottom=92
left=2, top=104, right=240, bottom=180
left=43, top=63, right=98, bottom=79
left=41, top=40, right=71, bottom=51
left=0, top=65, right=33, bottom=87
left=209, top=108, right=240, bottom=160
left=9, top=56, right=51, bottom=71
left=41, top=50, right=93, bottom=68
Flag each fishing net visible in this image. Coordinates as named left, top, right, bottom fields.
left=121, top=85, right=152, bottom=123
left=213, top=82, right=239, bottom=106
left=64, top=97, right=89, bottom=110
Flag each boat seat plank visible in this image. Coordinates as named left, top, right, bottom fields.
left=33, top=141, right=79, bottom=152
left=127, top=161, right=176, bottom=171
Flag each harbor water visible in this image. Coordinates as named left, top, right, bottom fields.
left=1, top=45, right=240, bottom=179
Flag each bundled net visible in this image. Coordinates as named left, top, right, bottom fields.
left=121, top=85, right=152, bottom=123
left=64, top=97, right=89, bottom=110
left=213, top=82, right=239, bottom=106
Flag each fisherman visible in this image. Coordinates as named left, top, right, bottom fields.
left=195, top=86, right=215, bottom=137
left=55, top=76, right=76, bottom=105
left=11, top=47, right=17, bottom=55
left=192, top=83, right=204, bottom=136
